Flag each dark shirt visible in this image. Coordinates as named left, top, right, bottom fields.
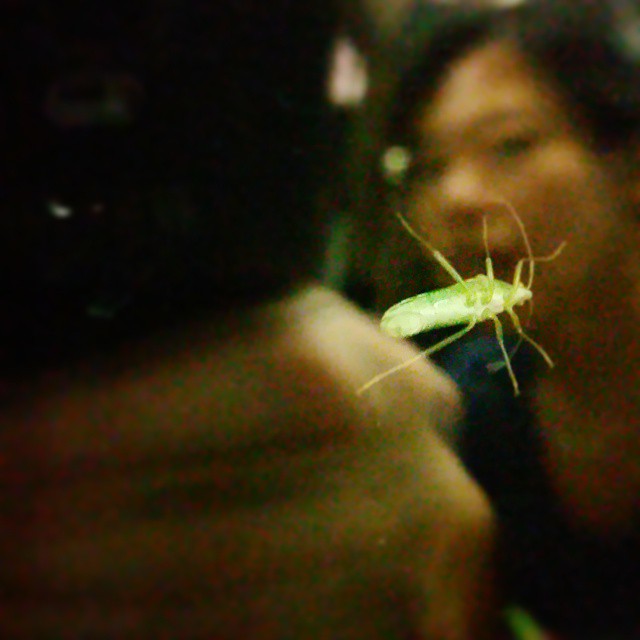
left=434, top=334, right=640, bottom=638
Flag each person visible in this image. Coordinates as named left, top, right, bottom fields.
left=0, top=2, right=502, bottom=638
left=362, top=0, right=640, bottom=637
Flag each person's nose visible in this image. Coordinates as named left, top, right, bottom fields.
left=436, top=160, right=493, bottom=230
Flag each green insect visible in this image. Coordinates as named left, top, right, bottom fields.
left=357, top=202, right=566, bottom=396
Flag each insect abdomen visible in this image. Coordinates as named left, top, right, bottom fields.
left=380, top=285, right=474, bottom=338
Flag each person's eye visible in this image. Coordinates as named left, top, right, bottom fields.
left=491, top=133, right=538, bottom=159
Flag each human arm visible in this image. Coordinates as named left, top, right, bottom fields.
left=1, top=286, right=504, bottom=639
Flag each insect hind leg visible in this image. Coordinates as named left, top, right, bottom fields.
left=356, top=320, right=477, bottom=395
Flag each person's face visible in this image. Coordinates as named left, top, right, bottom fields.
left=400, top=40, right=636, bottom=323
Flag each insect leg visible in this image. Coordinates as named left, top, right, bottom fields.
left=511, top=240, right=567, bottom=285
left=356, top=320, right=477, bottom=395
left=491, top=314, right=521, bottom=396
left=482, top=215, right=496, bottom=304
left=396, top=212, right=474, bottom=303
left=506, top=307, right=555, bottom=369
left=511, top=257, right=527, bottom=289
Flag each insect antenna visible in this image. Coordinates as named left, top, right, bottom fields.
left=493, top=198, right=536, bottom=290
left=494, top=198, right=566, bottom=301
left=505, top=240, right=567, bottom=369
left=517, top=240, right=567, bottom=324
left=488, top=199, right=566, bottom=371
left=483, top=199, right=566, bottom=385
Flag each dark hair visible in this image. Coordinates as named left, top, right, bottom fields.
left=389, top=0, right=640, bottom=151
left=0, top=1, right=341, bottom=368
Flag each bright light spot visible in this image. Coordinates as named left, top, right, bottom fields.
left=48, top=201, right=73, bottom=219
left=327, top=37, right=368, bottom=107
left=381, top=146, right=411, bottom=184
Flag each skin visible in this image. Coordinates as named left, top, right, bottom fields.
left=404, top=39, right=640, bottom=537
left=1, top=285, right=503, bottom=639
